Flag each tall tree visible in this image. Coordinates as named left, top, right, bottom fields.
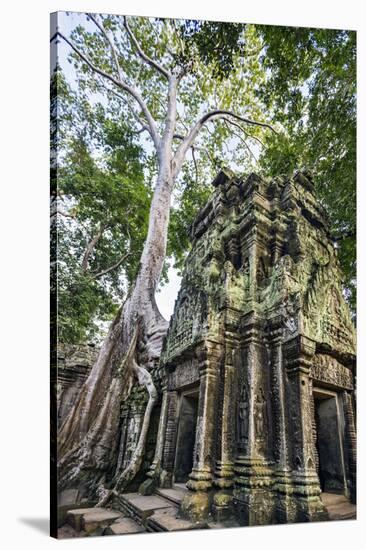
left=52, top=14, right=275, bottom=501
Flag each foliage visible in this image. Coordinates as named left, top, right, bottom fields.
left=52, top=69, right=151, bottom=343
left=177, top=20, right=246, bottom=80
left=256, top=27, right=356, bottom=309
left=168, top=165, right=212, bottom=274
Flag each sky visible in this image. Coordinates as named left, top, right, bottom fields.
left=155, top=266, right=182, bottom=320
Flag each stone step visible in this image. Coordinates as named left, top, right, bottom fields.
left=66, top=507, right=122, bottom=534
left=321, top=493, right=349, bottom=507
left=320, top=493, right=356, bottom=521
left=328, top=510, right=356, bottom=520
left=66, top=508, right=98, bottom=531
left=119, top=493, right=174, bottom=522
left=105, top=517, right=146, bottom=535
left=146, top=506, right=205, bottom=532
left=155, top=485, right=187, bottom=506
left=326, top=502, right=356, bottom=521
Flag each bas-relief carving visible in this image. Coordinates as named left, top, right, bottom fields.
left=164, top=290, right=208, bottom=360
left=121, top=414, right=143, bottom=469
left=222, top=260, right=248, bottom=309
left=311, top=353, right=353, bottom=390
left=168, top=359, right=200, bottom=390
left=254, top=388, right=267, bottom=443
left=238, top=385, right=249, bottom=450
left=256, top=257, right=267, bottom=286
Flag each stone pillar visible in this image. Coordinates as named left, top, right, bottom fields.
left=116, top=407, right=129, bottom=474
left=284, top=335, right=327, bottom=522
left=309, top=379, right=319, bottom=475
left=212, top=332, right=237, bottom=522
left=139, top=384, right=169, bottom=495
left=269, top=324, right=296, bottom=523
left=180, top=341, right=221, bottom=523
left=233, top=314, right=274, bottom=526
left=343, top=390, right=357, bottom=503
left=159, top=390, right=179, bottom=488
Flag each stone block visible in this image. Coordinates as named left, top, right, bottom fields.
left=66, top=508, right=97, bottom=531
left=81, top=509, right=122, bottom=534
left=58, top=489, right=79, bottom=507
left=105, top=518, right=145, bottom=535
left=120, top=493, right=173, bottom=520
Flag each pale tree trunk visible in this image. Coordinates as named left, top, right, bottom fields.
left=58, top=162, right=173, bottom=499
left=81, top=223, right=105, bottom=272
left=56, top=27, right=177, bottom=495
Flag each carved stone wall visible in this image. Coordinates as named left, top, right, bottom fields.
left=145, top=168, right=356, bottom=526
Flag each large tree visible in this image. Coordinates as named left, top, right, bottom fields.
left=52, top=14, right=275, bottom=501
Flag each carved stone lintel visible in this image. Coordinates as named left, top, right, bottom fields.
left=311, top=353, right=354, bottom=390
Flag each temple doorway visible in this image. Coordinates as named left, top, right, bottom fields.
left=174, top=389, right=199, bottom=483
left=313, top=388, right=347, bottom=495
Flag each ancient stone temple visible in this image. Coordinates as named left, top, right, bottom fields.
left=141, top=168, right=356, bottom=526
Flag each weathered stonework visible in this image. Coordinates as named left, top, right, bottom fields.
left=141, top=168, right=356, bottom=526
left=56, top=343, right=99, bottom=425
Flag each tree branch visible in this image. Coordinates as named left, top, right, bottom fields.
left=51, top=30, right=160, bottom=150
left=191, top=147, right=198, bottom=185
left=173, top=134, right=216, bottom=166
left=223, top=118, right=257, bottom=161
left=222, top=117, right=265, bottom=148
left=91, top=252, right=131, bottom=279
left=95, top=78, right=154, bottom=139
left=87, top=13, right=123, bottom=80
left=133, top=125, right=151, bottom=136
left=81, top=223, right=106, bottom=271
left=123, top=16, right=170, bottom=79
left=50, top=208, right=75, bottom=220
left=172, top=109, right=277, bottom=176
left=162, top=76, right=178, bottom=145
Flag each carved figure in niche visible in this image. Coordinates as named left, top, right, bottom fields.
left=228, top=237, right=240, bottom=268
left=238, top=385, right=249, bottom=448
left=283, top=295, right=299, bottom=334
left=224, top=259, right=235, bottom=283
left=254, top=387, right=267, bottom=440
left=177, top=296, right=191, bottom=329
left=242, top=257, right=250, bottom=275
left=238, top=257, right=250, bottom=290
left=280, top=254, right=293, bottom=276
left=180, top=298, right=189, bottom=323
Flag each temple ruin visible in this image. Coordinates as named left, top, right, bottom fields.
left=58, top=168, right=356, bottom=534
left=140, top=168, right=356, bottom=526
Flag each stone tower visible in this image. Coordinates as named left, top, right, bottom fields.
left=142, top=169, right=356, bottom=526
